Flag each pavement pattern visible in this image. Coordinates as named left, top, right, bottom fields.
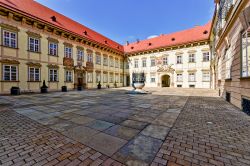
left=0, top=88, right=250, bottom=166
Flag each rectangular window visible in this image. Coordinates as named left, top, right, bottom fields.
left=96, top=54, right=101, bottom=65
left=177, top=56, right=182, bottom=64
left=176, top=73, right=183, bottom=82
left=120, top=75, right=123, bottom=83
left=49, top=69, right=58, bottom=82
left=3, top=65, right=18, bottom=81
left=134, top=59, right=139, bottom=68
left=110, top=57, right=114, bottom=67
left=120, top=60, right=123, bottom=69
left=29, top=67, right=40, bottom=81
left=65, top=47, right=72, bottom=58
left=142, top=59, right=147, bottom=67
left=109, top=74, right=113, bottom=83
left=177, top=85, right=182, bottom=88
left=218, top=57, right=222, bottom=80
left=203, top=71, right=210, bottom=82
left=96, top=72, right=101, bottom=82
left=115, top=59, right=119, bottom=68
left=77, top=49, right=84, bottom=61
left=151, top=58, right=156, bottom=67
left=162, top=56, right=168, bottom=65
left=189, top=54, right=195, bottom=63
left=241, top=29, right=250, bottom=77
left=87, top=72, right=93, bottom=82
left=49, top=42, right=58, bottom=56
left=103, top=56, right=108, bottom=66
left=189, top=85, right=195, bottom=88
left=225, top=47, right=233, bottom=79
left=29, top=37, right=40, bottom=52
left=203, top=52, right=210, bottom=62
left=188, top=73, right=196, bottom=82
left=103, top=73, right=108, bottom=83
left=65, top=70, right=72, bottom=82
left=150, top=74, right=156, bottom=83
left=3, top=30, right=17, bottom=48
left=115, top=75, right=119, bottom=82
left=87, top=53, right=93, bottom=62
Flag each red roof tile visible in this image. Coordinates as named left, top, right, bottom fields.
left=124, top=22, right=212, bottom=54
left=0, top=0, right=124, bottom=52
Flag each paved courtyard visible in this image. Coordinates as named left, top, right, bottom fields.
left=0, top=88, right=250, bottom=166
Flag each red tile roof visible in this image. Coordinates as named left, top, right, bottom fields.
left=0, top=0, right=124, bottom=52
left=124, top=22, right=212, bottom=54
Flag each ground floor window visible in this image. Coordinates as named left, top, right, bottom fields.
left=87, top=72, right=93, bottom=83
left=29, top=67, right=40, bottom=81
left=3, top=65, right=18, bottom=81
left=202, top=71, right=210, bottom=82
left=110, top=74, right=113, bottom=83
left=96, top=72, right=101, bottom=83
left=103, top=73, right=108, bottom=83
left=49, top=69, right=58, bottom=82
left=241, top=28, right=250, bottom=77
left=115, top=75, right=119, bottom=83
left=176, top=73, right=183, bottom=82
left=65, top=70, right=73, bottom=82
left=120, top=75, right=123, bottom=83
left=188, top=72, right=196, bottom=82
left=189, top=85, right=195, bottom=88
left=150, top=76, right=156, bottom=83
left=177, top=85, right=182, bottom=87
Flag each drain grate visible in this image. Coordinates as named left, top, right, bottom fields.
left=242, top=98, right=250, bottom=115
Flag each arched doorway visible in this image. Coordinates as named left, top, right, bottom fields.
left=161, top=75, right=170, bottom=87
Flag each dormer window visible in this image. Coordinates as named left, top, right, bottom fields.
left=171, top=38, right=175, bottom=41
left=104, top=40, right=108, bottom=44
left=131, top=46, right=134, bottom=49
left=148, top=43, right=152, bottom=46
left=83, top=31, right=87, bottom=35
left=203, top=30, right=208, bottom=34
left=51, top=16, right=56, bottom=22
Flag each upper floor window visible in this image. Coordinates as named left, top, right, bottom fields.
left=77, top=49, right=84, bottom=61
left=115, top=59, right=119, bottom=68
left=103, top=56, right=108, bottom=66
left=134, top=59, right=139, bottom=68
left=3, top=30, right=17, bottom=48
left=87, top=72, right=93, bottom=82
left=29, top=37, right=40, bottom=52
left=96, top=54, right=101, bottom=65
left=142, top=59, right=147, bottom=67
left=28, top=67, right=40, bottom=81
left=87, top=53, right=93, bottom=62
left=49, top=42, right=58, bottom=56
left=3, top=65, right=18, bottom=81
left=120, top=60, right=123, bottom=69
left=241, top=29, right=250, bottom=77
left=188, top=72, right=196, bottom=82
left=65, top=47, right=72, bottom=58
left=110, top=57, right=114, bottom=67
left=225, top=46, right=233, bottom=79
left=96, top=72, right=101, bottom=83
left=177, top=56, right=182, bottom=64
left=103, top=73, right=108, bottom=83
left=151, top=58, right=156, bottom=67
left=203, top=52, right=210, bottom=62
left=189, top=54, right=196, bottom=63
left=163, top=57, right=168, bottom=65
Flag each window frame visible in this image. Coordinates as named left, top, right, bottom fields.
left=202, top=71, right=210, bottom=82
left=64, top=47, right=72, bottom=58
left=96, top=54, right=101, bottom=65
left=77, top=49, right=84, bottom=61
left=2, top=65, right=18, bottom=81
left=188, top=54, right=196, bottom=63
left=203, top=52, right=210, bottom=62
left=65, top=70, right=73, bottom=82
left=151, top=58, right=156, bottom=67
left=49, top=42, right=58, bottom=56
left=28, top=67, right=40, bottom=82
left=142, top=58, right=147, bottom=68
left=49, top=69, right=58, bottom=82
left=176, top=73, right=183, bottom=82
left=188, top=72, right=196, bottom=82
left=134, top=59, right=139, bottom=68
left=177, top=55, right=182, bottom=64
left=28, top=37, right=40, bottom=52
left=3, top=30, right=17, bottom=48
left=241, top=28, right=250, bottom=78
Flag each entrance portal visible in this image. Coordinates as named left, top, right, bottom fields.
left=161, top=75, right=170, bottom=87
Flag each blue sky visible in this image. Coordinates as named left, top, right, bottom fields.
left=36, top=0, right=214, bottom=45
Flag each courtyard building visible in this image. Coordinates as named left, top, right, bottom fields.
left=210, top=0, right=250, bottom=109
left=0, top=0, right=129, bottom=93
left=124, top=23, right=212, bottom=88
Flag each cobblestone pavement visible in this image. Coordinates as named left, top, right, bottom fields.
left=0, top=88, right=250, bottom=166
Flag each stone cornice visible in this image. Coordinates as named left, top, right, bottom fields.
left=0, top=59, right=20, bottom=64
left=26, top=62, right=42, bottom=67
left=26, top=31, right=41, bottom=38
left=0, top=23, right=19, bottom=32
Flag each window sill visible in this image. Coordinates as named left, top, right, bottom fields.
left=240, top=77, right=250, bottom=80
left=64, top=81, right=73, bottom=83
left=225, top=78, right=232, bottom=81
left=1, top=80, right=20, bottom=82
left=188, top=81, right=196, bottom=82
left=202, top=81, right=210, bottom=82
left=188, top=62, right=196, bottom=63
left=48, top=81, right=59, bottom=83
left=48, top=54, right=59, bottom=57
left=28, top=50, right=41, bottom=54
left=27, top=81, right=41, bottom=82
left=1, top=45, right=18, bottom=49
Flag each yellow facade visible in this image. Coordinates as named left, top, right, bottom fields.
left=0, top=13, right=129, bottom=94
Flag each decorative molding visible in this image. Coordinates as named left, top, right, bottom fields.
left=47, top=37, right=59, bottom=43
left=64, top=66, right=74, bottom=70
left=95, top=51, right=101, bottom=55
left=175, top=51, right=184, bottom=55
left=26, top=62, right=42, bottom=67
left=86, top=49, right=93, bottom=53
left=201, top=48, right=210, bottom=52
left=0, top=59, right=20, bottom=64
left=76, top=46, right=84, bottom=50
left=103, top=71, right=108, bottom=74
left=157, top=64, right=175, bottom=73
left=63, top=42, right=73, bottom=47
left=187, top=50, right=197, bottom=53
left=0, top=23, right=19, bottom=32
left=26, top=31, right=41, bottom=38
left=95, top=70, right=101, bottom=73
left=47, top=64, right=59, bottom=69
left=63, top=57, right=74, bottom=67
left=188, top=69, right=197, bottom=72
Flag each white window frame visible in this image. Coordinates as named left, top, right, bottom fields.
left=188, top=72, right=196, bottom=82
left=77, top=49, right=84, bottom=61
left=177, top=56, right=182, bottom=64
left=3, top=65, right=18, bottom=81
left=115, top=59, right=119, bottom=68
left=109, top=74, right=113, bottom=83
left=49, top=42, right=58, bottom=56
left=65, top=47, right=72, bottom=58
left=49, top=69, right=58, bottom=82
left=65, top=70, right=73, bottom=82
left=162, top=56, right=168, bottom=65
left=96, top=54, right=101, bottom=65
left=103, top=56, right=108, bottom=66
left=87, top=53, right=93, bottom=62
left=134, top=59, right=139, bottom=68
left=3, top=30, right=17, bottom=48
left=142, top=59, right=147, bottom=67
left=103, top=73, right=108, bottom=83
left=28, top=67, right=40, bottom=81
left=151, top=58, right=156, bottom=67
left=110, top=57, right=114, bottom=67
left=241, top=28, right=250, bottom=77
left=96, top=72, right=101, bottom=83
left=189, top=54, right=196, bottom=63
left=87, top=72, right=93, bottom=82
left=176, top=73, right=183, bottom=82
left=120, top=75, right=123, bottom=83
left=202, top=71, right=210, bottom=82
left=29, top=37, right=40, bottom=52
left=203, top=52, right=210, bottom=62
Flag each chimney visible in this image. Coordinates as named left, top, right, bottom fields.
left=136, top=39, right=140, bottom=43
left=126, top=41, right=129, bottom=46
left=51, top=16, right=57, bottom=22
